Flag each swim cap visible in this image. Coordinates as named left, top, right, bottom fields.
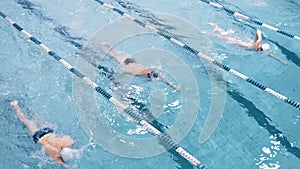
left=60, top=148, right=79, bottom=163
left=147, top=71, right=159, bottom=80
left=261, top=43, right=270, bottom=51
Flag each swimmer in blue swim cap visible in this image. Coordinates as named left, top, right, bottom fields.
left=202, top=23, right=289, bottom=65
left=10, top=100, right=77, bottom=164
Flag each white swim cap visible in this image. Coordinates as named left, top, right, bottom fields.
left=262, top=43, right=270, bottom=51
left=61, top=148, right=80, bottom=163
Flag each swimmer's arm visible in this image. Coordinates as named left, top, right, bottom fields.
left=10, top=100, right=28, bottom=124
left=10, top=100, right=38, bottom=134
left=53, top=155, right=64, bottom=164
left=158, top=75, right=182, bottom=91
left=43, top=144, right=64, bottom=164
left=267, top=53, right=290, bottom=65
left=254, top=29, right=262, bottom=43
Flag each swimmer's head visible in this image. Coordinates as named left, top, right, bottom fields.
left=261, top=43, right=270, bottom=51
left=60, top=147, right=80, bottom=163
left=152, top=72, right=159, bottom=78
left=147, top=71, right=159, bottom=80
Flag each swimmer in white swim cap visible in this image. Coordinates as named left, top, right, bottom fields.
left=60, top=147, right=81, bottom=163
left=261, top=43, right=270, bottom=51
left=10, top=100, right=77, bottom=164
left=202, top=23, right=289, bottom=65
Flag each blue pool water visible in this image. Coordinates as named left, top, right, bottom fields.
left=0, top=0, right=300, bottom=169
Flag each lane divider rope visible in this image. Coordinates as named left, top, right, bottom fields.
left=93, top=0, right=300, bottom=111
left=199, top=0, right=300, bottom=41
left=16, top=0, right=169, bottom=132
left=0, top=11, right=207, bottom=169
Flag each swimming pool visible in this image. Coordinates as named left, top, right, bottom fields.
left=0, top=0, right=299, bottom=168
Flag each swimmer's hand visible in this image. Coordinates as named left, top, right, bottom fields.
left=101, top=42, right=110, bottom=47
left=174, top=86, right=183, bottom=92
left=176, top=87, right=183, bottom=92
left=10, top=100, right=18, bottom=107
left=168, top=83, right=183, bottom=92
left=208, top=22, right=217, bottom=28
left=159, top=76, right=183, bottom=92
left=282, top=61, right=290, bottom=66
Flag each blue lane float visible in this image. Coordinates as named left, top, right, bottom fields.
left=199, top=0, right=300, bottom=41
left=93, top=0, right=300, bottom=111
left=0, top=11, right=207, bottom=169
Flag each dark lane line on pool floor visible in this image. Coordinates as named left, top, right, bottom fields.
left=12, top=1, right=198, bottom=168
left=199, top=0, right=300, bottom=42
left=15, top=0, right=152, bottom=114
left=11, top=0, right=300, bottom=166
left=114, top=0, right=192, bottom=40
left=269, top=39, right=300, bottom=68
left=227, top=86, right=300, bottom=160
left=244, top=22, right=300, bottom=68
left=232, top=22, right=300, bottom=68
left=1, top=10, right=209, bottom=168
left=16, top=0, right=85, bottom=49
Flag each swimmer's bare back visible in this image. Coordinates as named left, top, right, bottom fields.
left=10, top=100, right=74, bottom=164
left=39, top=134, right=74, bottom=163
left=99, top=42, right=182, bottom=91
left=100, top=42, right=151, bottom=76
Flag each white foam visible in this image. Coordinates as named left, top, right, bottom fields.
left=127, top=125, right=148, bottom=135
left=262, top=147, right=271, bottom=154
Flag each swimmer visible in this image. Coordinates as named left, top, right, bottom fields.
left=202, top=23, right=289, bottom=65
left=100, top=42, right=182, bottom=91
left=10, top=100, right=79, bottom=164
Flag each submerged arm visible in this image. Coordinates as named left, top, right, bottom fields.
left=99, top=42, right=128, bottom=64
left=10, top=100, right=38, bottom=134
left=254, top=29, right=262, bottom=43
left=267, top=53, right=290, bottom=65
left=158, top=75, right=182, bottom=91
